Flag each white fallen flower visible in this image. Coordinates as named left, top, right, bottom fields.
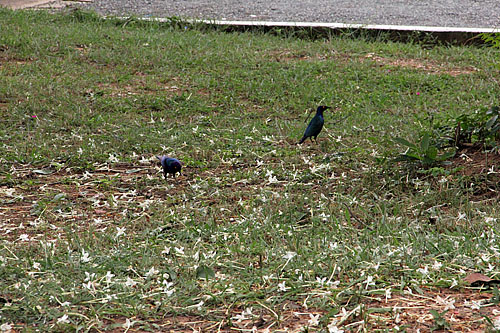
left=436, top=296, right=455, bottom=310
left=57, top=314, right=70, bottom=324
left=115, top=227, right=126, bottom=238
left=308, top=313, right=320, bottom=326
left=81, top=249, right=91, bottom=263
left=125, top=277, right=137, bottom=287
left=0, top=323, right=13, bottom=332
left=145, top=267, right=159, bottom=277
left=278, top=281, right=289, bottom=292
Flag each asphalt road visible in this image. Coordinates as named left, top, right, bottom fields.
left=74, top=0, right=500, bottom=28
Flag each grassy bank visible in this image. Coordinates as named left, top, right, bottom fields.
left=1, top=8, right=500, bottom=331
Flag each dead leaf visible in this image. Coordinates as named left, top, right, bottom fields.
left=464, top=273, right=492, bottom=284
left=464, top=273, right=500, bottom=286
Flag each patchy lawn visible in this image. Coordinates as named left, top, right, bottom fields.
left=1, top=8, right=500, bottom=332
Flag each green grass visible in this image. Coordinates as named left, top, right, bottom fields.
left=1, top=8, right=500, bottom=331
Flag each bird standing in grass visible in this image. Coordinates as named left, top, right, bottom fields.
left=157, top=156, right=182, bottom=179
left=299, top=105, right=330, bottom=144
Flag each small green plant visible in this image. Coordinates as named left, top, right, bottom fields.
left=453, top=106, right=500, bottom=148
left=393, top=132, right=456, bottom=167
left=429, top=309, right=450, bottom=331
left=481, top=33, right=500, bottom=49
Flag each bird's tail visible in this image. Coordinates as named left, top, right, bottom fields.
left=298, top=136, right=306, bottom=144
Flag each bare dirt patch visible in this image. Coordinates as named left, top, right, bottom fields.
left=94, top=74, right=184, bottom=98
left=97, top=287, right=498, bottom=332
left=364, top=53, right=478, bottom=76
left=96, top=81, right=182, bottom=98
left=0, top=55, right=32, bottom=66
left=262, top=49, right=477, bottom=77
left=451, top=146, right=500, bottom=177
left=446, top=145, right=500, bottom=199
left=0, top=163, right=158, bottom=242
left=364, top=287, right=499, bottom=332
left=0, top=161, right=249, bottom=243
left=264, top=49, right=337, bottom=63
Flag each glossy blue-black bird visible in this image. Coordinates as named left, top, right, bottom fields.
left=157, top=156, right=182, bottom=179
left=299, top=105, right=330, bottom=144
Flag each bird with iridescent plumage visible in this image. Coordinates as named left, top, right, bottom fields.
left=299, top=105, right=330, bottom=144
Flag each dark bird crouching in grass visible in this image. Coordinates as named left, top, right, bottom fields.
left=299, top=105, right=330, bottom=144
left=157, top=156, right=182, bottom=179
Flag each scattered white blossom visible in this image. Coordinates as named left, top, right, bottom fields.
left=417, top=266, right=429, bottom=276
left=57, top=314, right=70, bottom=324
left=278, top=281, right=289, bottom=292
left=0, top=323, right=13, bottom=332
left=493, top=316, right=500, bottom=330
left=163, top=281, right=175, bottom=296
left=82, top=281, right=94, bottom=290
left=125, top=277, right=137, bottom=287
left=282, top=251, right=296, bottom=260
left=123, top=318, right=135, bottom=329
left=81, top=249, right=91, bottom=263
left=105, top=271, right=115, bottom=283
left=316, top=276, right=327, bottom=286
left=385, top=288, right=392, bottom=302
left=18, top=234, right=30, bottom=242
left=436, top=296, right=455, bottom=310
left=431, top=261, right=442, bottom=271
left=364, top=275, right=375, bottom=289
left=464, top=300, right=482, bottom=310
left=327, top=280, right=341, bottom=288
left=2, top=188, right=15, bottom=196
left=189, top=300, right=204, bottom=311
left=145, top=267, right=159, bottom=277
left=394, top=312, right=401, bottom=324
left=108, top=153, right=119, bottom=163
left=266, top=170, right=278, bottom=183
left=308, top=314, right=320, bottom=326
left=232, top=308, right=254, bottom=322
left=327, top=321, right=344, bottom=333
left=115, top=227, right=126, bottom=238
